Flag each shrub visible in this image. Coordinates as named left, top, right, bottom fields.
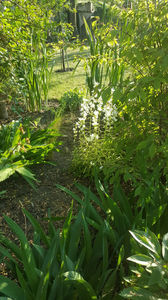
left=121, top=229, right=168, bottom=299
left=0, top=119, right=60, bottom=188
left=57, top=88, right=84, bottom=115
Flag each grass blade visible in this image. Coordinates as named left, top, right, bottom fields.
left=23, top=209, right=50, bottom=247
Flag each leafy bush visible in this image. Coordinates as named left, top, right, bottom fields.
left=57, top=88, right=84, bottom=115
left=0, top=119, right=60, bottom=188
left=0, top=179, right=149, bottom=299
left=72, top=1, right=168, bottom=238
left=121, top=229, right=168, bottom=299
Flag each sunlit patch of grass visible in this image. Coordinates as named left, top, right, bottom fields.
left=48, top=48, right=88, bottom=100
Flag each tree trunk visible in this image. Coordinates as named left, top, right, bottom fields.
left=61, top=49, right=66, bottom=72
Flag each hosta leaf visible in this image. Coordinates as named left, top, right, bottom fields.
left=127, top=254, right=152, bottom=266
left=0, top=276, right=23, bottom=300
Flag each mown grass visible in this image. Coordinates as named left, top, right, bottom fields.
left=48, top=48, right=88, bottom=100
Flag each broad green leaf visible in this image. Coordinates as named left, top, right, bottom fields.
left=0, top=167, right=15, bottom=182
left=148, top=267, right=163, bottom=286
left=127, top=254, right=152, bottom=266
left=129, top=230, right=160, bottom=255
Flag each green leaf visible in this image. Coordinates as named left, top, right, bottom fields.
left=0, top=234, right=22, bottom=260
left=0, top=245, right=17, bottom=265
left=56, top=184, right=83, bottom=205
left=162, top=233, right=168, bottom=261
left=11, top=127, right=21, bottom=148
left=3, top=215, right=28, bottom=245
left=0, top=166, right=15, bottom=182
left=82, top=213, right=92, bottom=263
left=0, top=276, right=24, bottom=300
left=16, top=266, right=32, bottom=300
left=64, top=271, right=97, bottom=300
left=3, top=215, right=38, bottom=291
left=127, top=254, right=152, bottom=266
left=23, top=209, right=50, bottom=247
left=129, top=230, right=160, bottom=255
left=102, top=233, right=109, bottom=273
left=117, top=245, right=125, bottom=267
left=16, top=167, right=36, bottom=180
left=148, top=267, right=162, bottom=286
left=68, top=211, right=83, bottom=261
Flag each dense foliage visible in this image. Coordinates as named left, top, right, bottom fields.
left=0, top=0, right=71, bottom=111
left=0, top=119, right=60, bottom=188
left=0, top=0, right=168, bottom=299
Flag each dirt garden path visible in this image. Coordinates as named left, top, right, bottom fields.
left=0, top=110, right=88, bottom=238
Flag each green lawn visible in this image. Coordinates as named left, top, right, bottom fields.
left=48, top=48, right=88, bottom=100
